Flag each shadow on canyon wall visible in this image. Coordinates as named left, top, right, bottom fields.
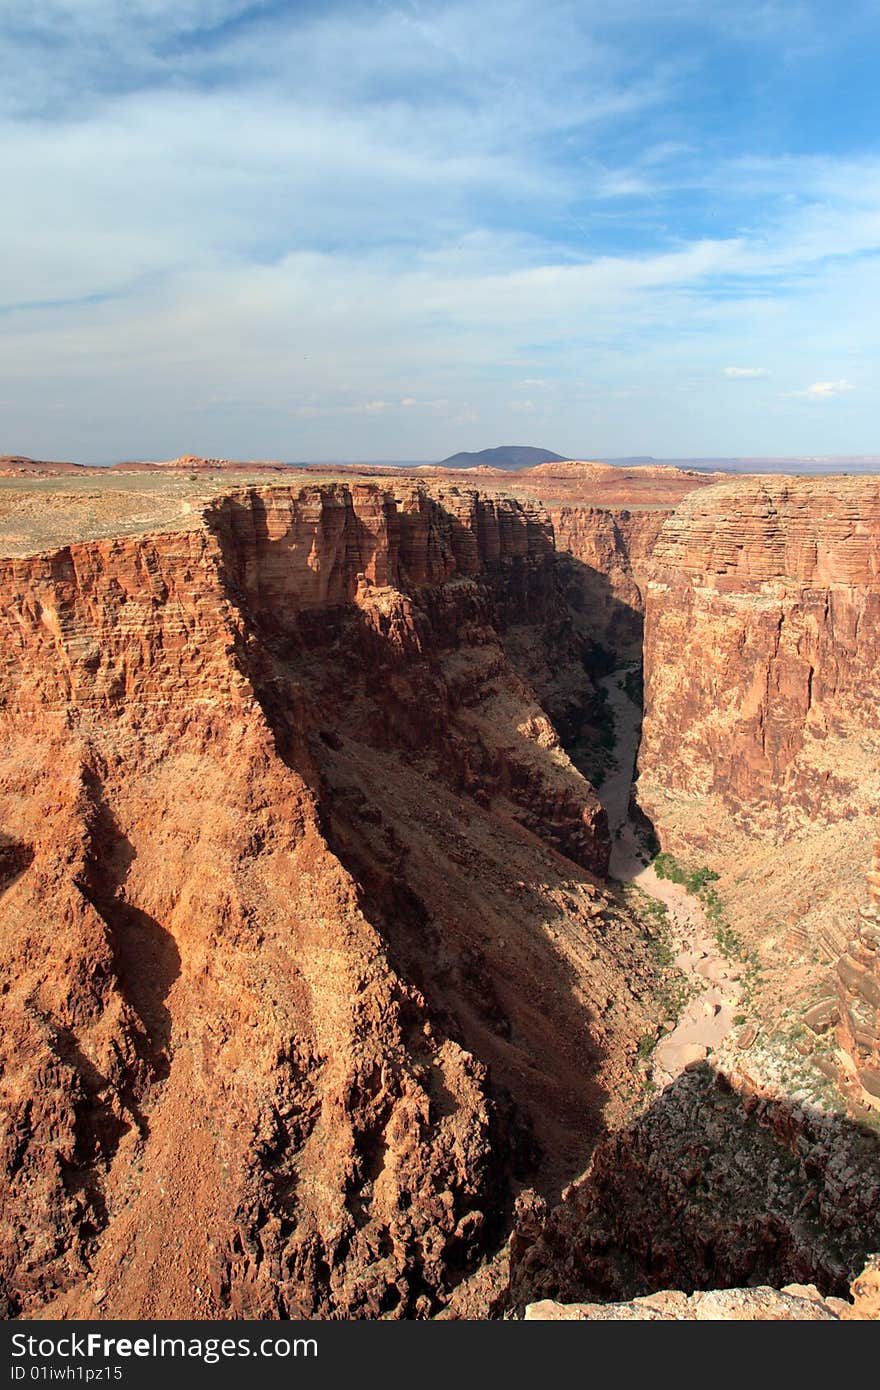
left=0, top=833, right=35, bottom=896
left=252, top=643, right=617, bottom=1204
left=555, top=551, right=646, bottom=674
left=508, top=1060, right=880, bottom=1312
left=210, top=496, right=641, bottom=1200
left=78, top=772, right=181, bottom=1080
left=208, top=490, right=687, bottom=1305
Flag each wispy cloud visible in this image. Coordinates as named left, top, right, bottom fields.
left=789, top=379, right=858, bottom=399
left=1, top=1, right=880, bottom=458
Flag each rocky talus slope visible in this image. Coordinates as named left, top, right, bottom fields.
left=0, top=481, right=661, bottom=1320
left=508, top=1064, right=880, bottom=1313
left=837, top=829, right=880, bottom=1104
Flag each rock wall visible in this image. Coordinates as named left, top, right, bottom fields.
left=551, top=507, right=668, bottom=663
left=207, top=483, right=608, bottom=870
left=0, top=481, right=654, bottom=1320
left=638, top=476, right=880, bottom=828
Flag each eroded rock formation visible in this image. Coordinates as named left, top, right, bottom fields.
left=639, top=476, right=880, bottom=827
left=551, top=507, right=669, bottom=662
left=525, top=1255, right=880, bottom=1319
left=634, top=476, right=880, bottom=1038
left=2, top=466, right=879, bottom=1322
left=0, top=481, right=657, bottom=1320
left=508, top=1064, right=880, bottom=1312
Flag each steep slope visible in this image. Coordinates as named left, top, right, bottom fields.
left=508, top=1064, right=880, bottom=1312
left=837, top=826, right=880, bottom=1105
left=0, top=481, right=658, bottom=1320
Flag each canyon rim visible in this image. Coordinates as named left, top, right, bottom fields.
left=0, top=456, right=877, bottom=1323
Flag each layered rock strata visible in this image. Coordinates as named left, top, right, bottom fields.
left=0, top=481, right=655, bottom=1320
left=639, top=476, right=880, bottom=828
left=550, top=507, right=669, bottom=663
left=634, top=476, right=880, bottom=1041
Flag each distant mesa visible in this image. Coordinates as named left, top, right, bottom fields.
left=0, top=454, right=87, bottom=475
left=107, top=454, right=305, bottom=476
left=437, top=445, right=570, bottom=471
left=599, top=455, right=880, bottom=475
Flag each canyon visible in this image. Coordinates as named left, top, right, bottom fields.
left=0, top=459, right=877, bottom=1321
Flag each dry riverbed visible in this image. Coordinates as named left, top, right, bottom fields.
left=600, top=667, right=742, bottom=1088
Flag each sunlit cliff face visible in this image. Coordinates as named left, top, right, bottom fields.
left=1, top=467, right=878, bottom=1321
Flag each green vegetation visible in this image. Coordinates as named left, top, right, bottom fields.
left=653, top=851, right=720, bottom=896
left=568, top=686, right=618, bottom=790
left=642, top=853, right=869, bottom=1124
left=713, top=914, right=746, bottom=960
left=651, top=849, right=750, bottom=961
left=620, top=663, right=643, bottom=707
left=619, top=881, right=695, bottom=1079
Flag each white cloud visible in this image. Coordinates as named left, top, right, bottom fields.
left=2, top=2, right=880, bottom=458
left=790, top=379, right=858, bottom=398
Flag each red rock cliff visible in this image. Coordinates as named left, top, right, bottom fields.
left=638, top=476, right=880, bottom=827
left=551, top=507, right=669, bottom=661
left=0, top=481, right=653, bottom=1320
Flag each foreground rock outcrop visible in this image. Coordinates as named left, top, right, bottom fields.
left=0, top=480, right=659, bottom=1320
left=526, top=1255, right=880, bottom=1319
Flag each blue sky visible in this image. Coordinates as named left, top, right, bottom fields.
left=2, top=0, right=880, bottom=461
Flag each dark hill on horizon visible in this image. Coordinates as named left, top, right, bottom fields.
left=437, top=445, right=569, bottom=470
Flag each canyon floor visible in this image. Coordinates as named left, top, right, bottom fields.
left=598, top=669, right=742, bottom=1086
left=0, top=458, right=878, bottom=1321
